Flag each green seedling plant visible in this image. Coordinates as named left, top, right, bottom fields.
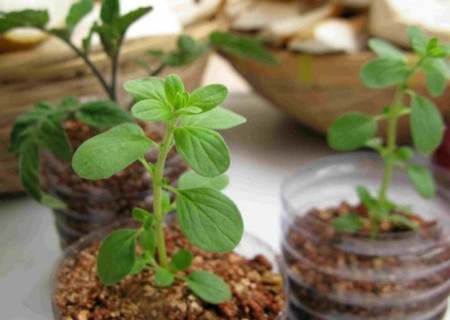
left=71, top=74, right=247, bottom=304
left=328, top=26, right=450, bottom=234
left=4, top=0, right=274, bottom=209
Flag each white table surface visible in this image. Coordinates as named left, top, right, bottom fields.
left=0, top=55, right=448, bottom=319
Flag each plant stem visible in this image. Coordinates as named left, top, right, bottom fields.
left=152, top=120, right=176, bottom=268
left=378, top=57, right=425, bottom=205
left=378, top=88, right=402, bottom=205
left=110, top=38, right=124, bottom=102
left=151, top=62, right=167, bottom=77
left=61, top=38, right=115, bottom=101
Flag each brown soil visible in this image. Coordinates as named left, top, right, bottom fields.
left=283, top=202, right=450, bottom=320
left=41, top=120, right=187, bottom=248
left=54, top=223, right=285, bottom=320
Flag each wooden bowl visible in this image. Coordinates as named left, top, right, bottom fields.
left=222, top=50, right=450, bottom=141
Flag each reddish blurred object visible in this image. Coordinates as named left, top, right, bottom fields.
left=433, top=120, right=450, bottom=170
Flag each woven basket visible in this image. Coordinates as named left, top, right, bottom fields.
left=0, top=18, right=224, bottom=194
left=223, top=50, right=450, bottom=141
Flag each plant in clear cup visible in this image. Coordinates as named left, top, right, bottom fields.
left=282, top=26, right=450, bottom=320
left=51, top=74, right=285, bottom=318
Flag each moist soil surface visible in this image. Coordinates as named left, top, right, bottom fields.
left=283, top=202, right=450, bottom=320
left=41, top=120, right=187, bottom=248
left=54, top=222, right=285, bottom=320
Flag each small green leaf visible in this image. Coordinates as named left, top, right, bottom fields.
left=368, top=38, right=406, bottom=61
left=356, top=186, right=376, bottom=211
left=124, top=77, right=167, bottom=103
left=39, top=116, right=72, bottom=160
left=410, top=95, right=444, bottom=154
left=360, top=58, right=409, bottom=89
left=178, top=106, right=202, bottom=115
left=395, top=146, right=414, bottom=161
left=130, top=256, right=147, bottom=275
left=170, top=249, right=193, bottom=272
left=188, top=84, right=228, bottom=112
left=66, top=0, right=93, bottom=29
left=117, top=7, right=152, bottom=34
left=328, top=113, right=377, bottom=151
left=333, top=213, right=364, bottom=233
left=187, top=271, right=231, bottom=304
left=19, top=140, right=41, bottom=202
left=423, top=60, right=447, bottom=97
left=76, top=101, right=132, bottom=128
left=181, top=107, right=246, bottom=130
left=100, top=0, right=120, bottom=23
left=179, top=171, right=229, bottom=190
left=406, top=164, right=435, bottom=198
left=209, top=31, right=276, bottom=64
left=155, top=268, right=175, bottom=287
left=132, top=207, right=150, bottom=222
left=72, top=123, right=154, bottom=179
left=388, top=214, right=418, bottom=230
left=161, top=191, right=172, bottom=213
left=407, top=26, right=427, bottom=55
left=140, top=228, right=155, bottom=255
left=131, top=99, right=173, bottom=122
left=174, top=127, right=230, bottom=177
left=41, top=194, right=67, bottom=209
left=164, top=74, right=185, bottom=107
left=177, top=188, right=243, bottom=252
left=97, top=229, right=137, bottom=285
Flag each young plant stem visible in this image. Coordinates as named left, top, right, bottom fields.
left=378, top=57, right=425, bottom=206
left=378, top=89, right=402, bottom=205
left=110, top=39, right=124, bottom=102
left=151, top=120, right=177, bottom=268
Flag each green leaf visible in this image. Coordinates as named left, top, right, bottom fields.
left=132, top=207, right=150, bottom=222
left=179, top=170, right=229, bottom=190
left=72, top=123, right=154, bottom=179
left=155, top=268, right=175, bottom=287
left=40, top=194, right=67, bottom=209
left=423, top=60, right=447, bottom=97
left=19, top=140, right=41, bottom=202
left=0, top=10, right=49, bottom=33
left=388, top=214, right=418, bottom=230
left=117, top=7, right=152, bottom=34
left=161, top=191, right=171, bottom=213
left=177, top=188, right=243, bottom=252
left=131, top=99, right=173, bottom=122
left=93, top=23, right=121, bottom=58
left=181, top=107, right=246, bottom=130
left=333, top=213, right=364, bottom=233
left=100, top=0, right=120, bottom=23
left=140, top=228, right=155, bottom=255
left=368, top=38, right=406, bottom=61
left=66, top=0, right=94, bottom=29
left=188, top=84, right=228, bottom=112
left=178, top=106, right=202, bottom=115
left=410, top=95, right=444, bottom=154
left=187, top=271, right=231, bottom=304
left=130, top=256, right=147, bottom=275
left=164, top=74, right=185, bottom=107
left=161, top=35, right=207, bottom=67
left=407, top=26, right=427, bottom=55
left=360, top=58, right=409, bottom=89
left=97, top=229, right=137, bottom=285
left=209, top=31, right=276, bottom=64
left=406, top=164, right=435, bottom=198
left=395, top=146, right=414, bottom=161
left=356, top=186, right=376, bottom=210
left=76, top=100, right=132, bottom=128
left=328, top=113, right=377, bottom=151
left=39, top=116, right=72, bottom=160
left=174, top=127, right=230, bottom=177
left=170, top=249, right=193, bottom=272
left=124, top=77, right=167, bottom=103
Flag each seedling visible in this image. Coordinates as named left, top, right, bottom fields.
left=328, top=26, right=450, bottom=234
left=72, top=74, right=246, bottom=303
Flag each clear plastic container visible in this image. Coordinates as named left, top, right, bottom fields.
left=280, top=152, right=450, bottom=320
left=51, top=218, right=285, bottom=319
